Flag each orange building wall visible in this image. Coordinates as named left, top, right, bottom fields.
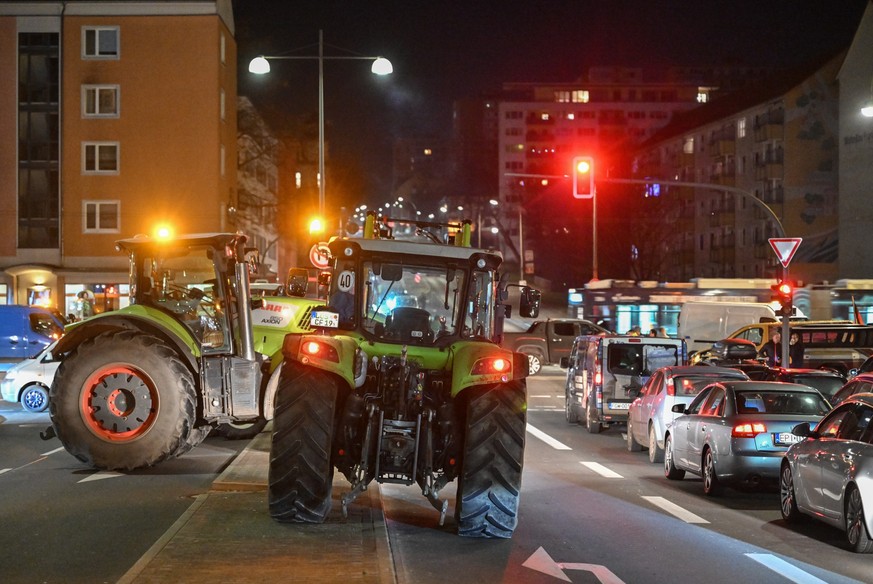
left=61, top=15, right=237, bottom=258
left=0, top=19, right=19, bottom=257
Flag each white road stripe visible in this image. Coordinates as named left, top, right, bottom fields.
left=745, top=553, right=828, bottom=584
left=526, top=424, right=572, bottom=450
left=0, top=468, right=10, bottom=475
left=78, top=471, right=124, bottom=483
left=529, top=394, right=553, bottom=398
left=41, top=447, right=65, bottom=456
left=580, top=461, right=623, bottom=478
left=642, top=496, right=709, bottom=524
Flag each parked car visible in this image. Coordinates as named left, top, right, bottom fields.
left=780, top=393, right=873, bottom=553
left=627, top=365, right=749, bottom=462
left=830, top=373, right=873, bottom=407
left=762, top=367, right=846, bottom=401
left=0, top=342, right=60, bottom=412
left=562, top=334, right=687, bottom=433
left=664, top=380, right=830, bottom=495
left=0, top=305, right=65, bottom=371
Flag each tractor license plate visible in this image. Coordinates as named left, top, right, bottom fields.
left=774, top=432, right=801, bottom=446
left=311, top=310, right=339, bottom=328
left=608, top=402, right=631, bottom=410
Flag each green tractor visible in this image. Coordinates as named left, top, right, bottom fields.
left=269, top=213, right=540, bottom=538
left=48, top=233, right=320, bottom=470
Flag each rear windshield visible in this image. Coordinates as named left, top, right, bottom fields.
left=735, top=390, right=830, bottom=416
left=789, top=376, right=845, bottom=399
left=607, top=343, right=682, bottom=375
left=672, top=375, right=738, bottom=397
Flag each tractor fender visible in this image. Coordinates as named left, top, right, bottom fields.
left=449, top=342, right=528, bottom=398
left=54, top=311, right=200, bottom=372
left=281, top=333, right=359, bottom=391
left=262, top=361, right=282, bottom=422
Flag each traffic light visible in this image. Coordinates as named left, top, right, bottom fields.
left=771, top=281, right=794, bottom=317
left=572, top=156, right=594, bottom=199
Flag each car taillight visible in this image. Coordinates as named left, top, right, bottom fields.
left=732, top=422, right=767, bottom=438
left=666, top=378, right=675, bottom=396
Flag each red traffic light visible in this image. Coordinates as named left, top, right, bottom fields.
left=771, top=281, right=794, bottom=316
left=572, top=156, right=594, bottom=199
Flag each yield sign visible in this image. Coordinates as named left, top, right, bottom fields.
left=768, top=237, right=802, bottom=268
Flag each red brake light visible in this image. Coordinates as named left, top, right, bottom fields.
left=472, top=357, right=512, bottom=377
left=732, top=422, right=767, bottom=438
left=304, top=341, right=320, bottom=355
left=666, top=378, right=675, bottom=396
left=299, top=339, right=339, bottom=363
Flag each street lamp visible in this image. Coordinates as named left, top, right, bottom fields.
left=249, top=30, right=392, bottom=215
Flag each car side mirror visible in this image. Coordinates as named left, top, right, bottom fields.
left=559, top=357, right=570, bottom=368
left=671, top=404, right=687, bottom=414
left=791, top=422, right=816, bottom=439
left=519, top=287, right=541, bottom=318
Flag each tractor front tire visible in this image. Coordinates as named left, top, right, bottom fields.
left=455, top=380, right=526, bottom=538
left=268, top=362, right=337, bottom=523
left=49, top=331, right=198, bottom=471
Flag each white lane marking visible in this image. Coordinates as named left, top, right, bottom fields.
left=41, top=446, right=65, bottom=456
left=580, top=461, right=623, bottom=478
left=0, top=468, right=10, bottom=475
left=642, top=496, right=709, bottom=524
left=530, top=394, right=553, bottom=398
left=78, top=471, right=124, bottom=483
left=745, top=553, right=828, bottom=584
left=526, top=424, right=572, bottom=450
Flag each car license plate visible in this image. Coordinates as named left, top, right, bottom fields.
left=774, top=432, right=801, bottom=446
left=609, top=402, right=631, bottom=410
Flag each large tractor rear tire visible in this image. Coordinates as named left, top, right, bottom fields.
left=49, top=331, right=198, bottom=471
left=455, top=380, right=526, bottom=538
left=268, top=362, right=337, bottom=523
left=215, top=417, right=267, bottom=440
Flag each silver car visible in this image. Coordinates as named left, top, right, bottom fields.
left=664, top=381, right=829, bottom=496
left=780, top=393, right=873, bottom=553
left=627, top=365, right=749, bottom=462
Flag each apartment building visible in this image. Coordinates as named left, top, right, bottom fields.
left=0, top=0, right=236, bottom=316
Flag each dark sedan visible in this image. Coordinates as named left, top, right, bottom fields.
left=763, top=367, right=846, bottom=401
left=664, top=381, right=830, bottom=496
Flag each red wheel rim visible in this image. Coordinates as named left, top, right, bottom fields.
left=80, top=365, right=159, bottom=441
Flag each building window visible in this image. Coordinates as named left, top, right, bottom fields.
left=83, top=201, right=120, bottom=233
left=683, top=137, right=694, bottom=154
left=220, top=144, right=226, bottom=177
left=220, top=88, right=226, bottom=121
left=220, top=32, right=226, bottom=64
left=83, top=142, right=119, bottom=174
left=572, top=90, right=589, bottom=103
left=737, top=117, right=746, bottom=138
left=82, top=85, right=119, bottom=117
left=554, top=91, right=570, bottom=103
left=82, top=27, right=119, bottom=59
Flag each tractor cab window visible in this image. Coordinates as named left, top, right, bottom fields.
left=140, top=247, right=228, bottom=350
left=362, top=261, right=466, bottom=345
left=463, top=270, right=496, bottom=340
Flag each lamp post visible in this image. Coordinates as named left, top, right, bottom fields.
left=249, top=30, right=393, bottom=215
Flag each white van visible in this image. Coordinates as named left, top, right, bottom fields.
left=678, top=301, right=776, bottom=354
left=561, top=334, right=687, bottom=433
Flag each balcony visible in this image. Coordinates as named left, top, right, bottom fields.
left=754, top=109, right=784, bottom=142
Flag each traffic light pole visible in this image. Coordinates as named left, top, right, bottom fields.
left=781, top=266, right=791, bottom=367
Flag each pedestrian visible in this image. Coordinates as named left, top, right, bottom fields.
left=759, top=330, right=782, bottom=367
left=789, top=332, right=804, bottom=368
left=657, top=326, right=668, bottom=337
left=628, top=325, right=641, bottom=336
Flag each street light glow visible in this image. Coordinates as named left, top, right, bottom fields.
left=371, top=57, right=393, bottom=75
left=248, top=56, right=270, bottom=74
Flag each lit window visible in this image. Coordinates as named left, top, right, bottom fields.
left=423, top=148, right=432, bottom=156
left=82, top=27, right=119, bottom=59
left=572, top=90, right=589, bottom=103
left=220, top=89, right=226, bottom=121
left=697, top=91, right=709, bottom=103
left=555, top=91, right=570, bottom=103
left=295, top=172, right=302, bottom=188
left=82, top=85, right=119, bottom=117
left=683, top=137, right=694, bottom=154
left=83, top=142, right=119, bottom=174
left=83, top=201, right=120, bottom=233
left=220, top=144, right=226, bottom=177
left=540, top=113, right=550, bottom=121
left=220, top=33, right=226, bottom=64
left=567, top=113, right=575, bottom=120
left=737, top=117, right=746, bottom=139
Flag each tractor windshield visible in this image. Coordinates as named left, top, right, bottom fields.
left=137, top=246, right=229, bottom=351
left=360, top=261, right=467, bottom=345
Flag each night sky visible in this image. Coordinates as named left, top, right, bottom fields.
left=233, top=1, right=869, bottom=206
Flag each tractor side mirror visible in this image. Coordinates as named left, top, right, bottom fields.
left=287, top=268, right=309, bottom=297
left=519, top=287, right=541, bottom=318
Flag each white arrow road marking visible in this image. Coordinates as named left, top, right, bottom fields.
left=745, top=553, right=828, bottom=584
left=41, top=447, right=65, bottom=456
left=580, top=461, right=623, bottom=478
left=78, top=471, right=124, bottom=483
left=642, top=496, right=709, bottom=523
left=526, top=424, right=572, bottom=450
left=523, top=546, right=626, bottom=583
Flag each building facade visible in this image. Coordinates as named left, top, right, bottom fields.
left=0, top=0, right=236, bottom=316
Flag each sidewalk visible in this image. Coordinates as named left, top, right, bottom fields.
left=119, top=430, right=396, bottom=584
